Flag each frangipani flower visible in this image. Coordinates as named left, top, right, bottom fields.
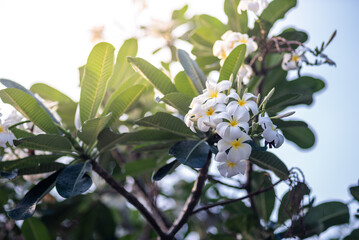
left=218, top=131, right=252, bottom=161
left=202, top=80, right=232, bottom=107
left=216, top=152, right=247, bottom=177
left=237, top=64, right=253, bottom=85
left=226, top=92, right=258, bottom=115
left=238, top=0, right=269, bottom=14
left=216, top=107, right=250, bottom=138
left=281, top=50, right=306, bottom=71
left=0, top=119, right=16, bottom=148
left=196, top=104, right=226, bottom=132
left=258, top=116, right=284, bottom=148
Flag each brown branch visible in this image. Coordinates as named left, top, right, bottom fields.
left=91, top=160, right=167, bottom=239
left=166, top=152, right=212, bottom=239
left=191, top=179, right=283, bottom=215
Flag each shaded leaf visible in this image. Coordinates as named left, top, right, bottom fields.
left=21, top=218, right=51, bottom=240
left=77, top=114, right=112, bottom=146
left=252, top=171, right=275, bottom=222
left=169, top=140, right=210, bottom=168
left=350, top=186, right=359, bottom=202
left=344, top=229, right=359, bottom=240
left=153, top=160, right=180, bottom=181
left=249, top=151, right=289, bottom=180
left=14, top=134, right=72, bottom=152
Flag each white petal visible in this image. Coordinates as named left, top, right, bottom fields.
left=238, top=122, right=249, bottom=133
left=217, top=80, right=232, bottom=92
left=215, top=152, right=228, bottom=163
left=218, top=139, right=231, bottom=152
left=274, top=133, right=284, bottom=148
left=263, top=128, right=277, bottom=142
left=245, top=100, right=258, bottom=115
left=229, top=126, right=243, bottom=139
left=217, top=163, right=229, bottom=177
left=236, top=160, right=247, bottom=175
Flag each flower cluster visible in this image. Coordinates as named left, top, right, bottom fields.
left=184, top=80, right=284, bottom=178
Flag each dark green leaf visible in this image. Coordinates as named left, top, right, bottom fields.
left=8, top=171, right=59, bottom=220
left=14, top=134, right=72, bottom=152
left=153, top=160, right=180, bottom=181
left=169, top=140, right=210, bottom=168
left=344, top=229, right=359, bottom=240
left=350, top=186, right=359, bottom=202
left=281, top=125, right=315, bottom=149
left=252, top=172, right=275, bottom=222
left=279, top=28, right=308, bottom=44
left=21, top=218, right=51, bottom=240
left=56, top=162, right=93, bottom=198
left=219, top=44, right=246, bottom=82
left=77, top=114, right=112, bottom=146
left=249, top=151, right=289, bottom=180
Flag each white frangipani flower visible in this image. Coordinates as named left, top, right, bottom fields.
left=0, top=119, right=16, bottom=148
left=226, top=92, right=258, bottom=115
left=216, top=152, right=247, bottom=177
left=258, top=115, right=284, bottom=148
left=238, top=0, right=269, bottom=14
left=202, top=80, right=232, bottom=107
left=216, top=107, right=250, bottom=138
left=237, top=64, right=253, bottom=85
left=196, top=104, right=226, bottom=132
left=213, top=40, right=228, bottom=60
left=281, top=50, right=306, bottom=71
left=218, top=131, right=252, bottom=161
left=225, top=32, right=258, bottom=56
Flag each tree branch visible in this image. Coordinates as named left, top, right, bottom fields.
left=191, top=179, right=283, bottom=215
left=166, top=152, right=212, bottom=239
left=91, top=160, right=167, bottom=239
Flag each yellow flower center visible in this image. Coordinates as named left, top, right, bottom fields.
left=238, top=98, right=247, bottom=106
left=210, top=90, right=218, bottom=99
left=230, top=139, right=243, bottom=149
left=226, top=160, right=237, bottom=169
left=0, top=125, right=3, bottom=133
left=206, top=107, right=215, bottom=116
left=291, top=54, right=299, bottom=62
left=229, top=119, right=238, bottom=127
left=240, top=38, right=248, bottom=44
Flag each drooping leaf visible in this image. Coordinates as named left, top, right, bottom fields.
left=102, top=84, right=146, bottom=126
left=161, top=92, right=192, bottom=115
left=30, top=83, right=77, bottom=131
left=277, top=182, right=310, bottom=223
left=0, top=88, right=59, bottom=134
left=249, top=151, right=289, bottom=180
left=77, top=113, right=112, bottom=146
left=128, top=57, right=177, bottom=95
left=14, top=134, right=72, bottom=152
left=0, top=155, right=64, bottom=175
left=251, top=171, right=275, bottom=222
left=350, top=186, right=359, bottom=202
left=219, top=44, right=246, bottom=82
left=174, top=71, right=199, bottom=98
left=153, top=160, right=180, bottom=181
left=21, top=218, right=51, bottom=240
left=169, top=140, right=210, bottom=168
left=79, top=42, right=115, bottom=123
left=177, top=49, right=206, bottom=93
left=136, top=112, right=197, bottom=138
left=224, top=0, right=248, bottom=33
left=108, top=38, right=138, bottom=90
left=8, top=171, right=59, bottom=220
left=0, top=79, right=60, bottom=124
left=56, top=161, right=93, bottom=198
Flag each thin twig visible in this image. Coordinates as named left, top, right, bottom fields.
left=191, top=179, right=283, bottom=215
left=166, top=152, right=212, bottom=239
left=91, top=160, right=167, bottom=239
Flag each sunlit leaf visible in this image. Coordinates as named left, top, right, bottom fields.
left=161, top=92, right=192, bottom=115
left=77, top=114, right=112, bottom=146
left=219, top=44, right=246, bottom=82
left=224, top=0, right=248, bottom=33
left=174, top=71, right=199, bottom=98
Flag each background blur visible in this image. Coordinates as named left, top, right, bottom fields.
left=0, top=0, right=358, bottom=237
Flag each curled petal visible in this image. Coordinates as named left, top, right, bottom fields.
left=218, top=139, right=232, bottom=152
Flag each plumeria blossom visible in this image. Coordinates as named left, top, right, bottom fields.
left=281, top=50, right=307, bottom=71
left=238, top=0, right=269, bottom=14
left=215, top=152, right=247, bottom=177
left=226, top=91, right=258, bottom=115
left=0, top=118, right=16, bottom=148
left=258, top=115, right=284, bottom=148
left=216, top=107, right=250, bottom=138
left=201, top=80, right=232, bottom=107
left=218, top=131, right=252, bottom=161
left=237, top=64, right=253, bottom=85
left=196, top=103, right=226, bottom=132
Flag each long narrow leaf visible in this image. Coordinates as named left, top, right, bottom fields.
left=14, top=134, right=73, bottom=152
left=218, top=44, right=246, bottom=82
left=77, top=114, right=112, bottom=146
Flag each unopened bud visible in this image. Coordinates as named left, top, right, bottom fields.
left=259, top=88, right=275, bottom=110
left=271, top=111, right=296, bottom=119
left=203, top=121, right=217, bottom=128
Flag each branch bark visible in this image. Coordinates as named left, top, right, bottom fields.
left=91, top=160, right=167, bottom=239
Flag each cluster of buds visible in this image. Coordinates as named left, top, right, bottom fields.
left=184, top=79, right=285, bottom=178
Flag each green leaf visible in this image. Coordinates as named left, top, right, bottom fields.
left=0, top=79, right=60, bottom=124
left=161, top=92, right=192, bottom=115
left=21, top=218, right=51, bottom=240
left=128, top=57, right=177, bottom=95
left=258, top=0, right=297, bottom=34
left=136, top=112, right=197, bottom=138
left=77, top=114, right=112, bottom=146
left=281, top=125, right=315, bottom=149
left=190, top=27, right=220, bottom=48
left=0, top=88, right=59, bottom=134
left=224, top=0, right=248, bottom=33
left=251, top=171, right=275, bottom=222
left=102, top=84, right=146, bottom=126
left=30, top=83, right=77, bottom=131
left=277, top=182, right=310, bottom=223
left=195, top=14, right=228, bottom=37
left=177, top=49, right=206, bottom=93
left=0, top=155, right=64, bottom=175
left=171, top=5, right=188, bottom=23
left=350, top=186, right=359, bottom=201
left=56, top=161, right=93, bottom=198
left=153, top=160, right=180, bottom=181
left=14, top=134, right=72, bottom=152
left=279, top=28, right=308, bottom=44
left=9, top=127, right=35, bottom=138
left=122, top=158, right=160, bottom=179
left=108, top=38, right=138, bottom=90
left=249, top=151, right=289, bottom=180
left=174, top=71, right=199, bottom=97
left=79, top=42, right=115, bottom=123
left=344, top=229, right=359, bottom=240
left=219, top=44, right=246, bottom=82
left=97, top=128, right=127, bottom=152
left=8, top=171, right=59, bottom=220
left=169, top=140, right=210, bottom=168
